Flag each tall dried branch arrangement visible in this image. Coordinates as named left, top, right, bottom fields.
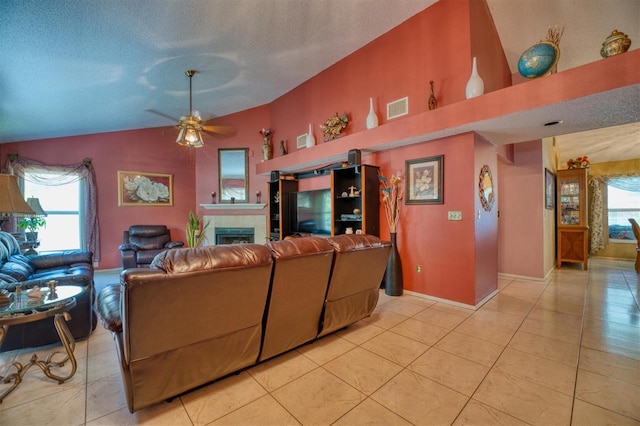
left=379, top=172, right=403, bottom=233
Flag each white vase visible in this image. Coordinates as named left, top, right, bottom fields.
left=305, top=123, right=315, bottom=148
left=365, top=97, right=379, bottom=129
left=465, top=57, right=484, bottom=99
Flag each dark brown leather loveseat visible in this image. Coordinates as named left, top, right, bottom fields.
left=97, top=234, right=391, bottom=412
left=0, top=231, right=96, bottom=351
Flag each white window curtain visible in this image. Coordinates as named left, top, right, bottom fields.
left=588, top=173, right=640, bottom=253
left=5, top=154, right=100, bottom=261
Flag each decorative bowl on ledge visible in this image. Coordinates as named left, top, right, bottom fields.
left=601, top=30, right=631, bottom=58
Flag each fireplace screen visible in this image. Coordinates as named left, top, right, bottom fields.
left=215, top=227, right=255, bottom=245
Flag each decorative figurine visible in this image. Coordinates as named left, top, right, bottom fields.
left=27, top=285, right=44, bottom=298
left=211, top=191, right=216, bottom=204
left=428, top=80, right=437, bottom=110
left=279, top=140, right=287, bottom=156
left=256, top=191, right=261, bottom=204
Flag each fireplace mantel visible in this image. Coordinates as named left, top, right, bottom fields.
left=200, top=203, right=266, bottom=210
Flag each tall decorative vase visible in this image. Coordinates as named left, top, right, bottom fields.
left=261, top=137, right=272, bottom=161
left=428, top=80, right=438, bottom=110
left=305, top=123, right=315, bottom=148
left=366, top=97, right=379, bottom=129
left=465, top=57, right=484, bottom=99
left=385, top=233, right=403, bottom=296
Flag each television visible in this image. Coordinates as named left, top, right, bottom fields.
left=290, top=189, right=332, bottom=235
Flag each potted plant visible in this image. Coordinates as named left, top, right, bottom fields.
left=17, top=215, right=46, bottom=241
left=186, top=211, right=209, bottom=248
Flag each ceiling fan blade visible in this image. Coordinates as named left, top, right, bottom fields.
left=202, top=124, right=236, bottom=137
left=145, top=109, right=180, bottom=123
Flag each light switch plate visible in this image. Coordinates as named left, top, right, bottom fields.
left=448, top=211, right=462, bottom=221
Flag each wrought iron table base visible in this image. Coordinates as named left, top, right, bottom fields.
left=0, top=311, right=77, bottom=403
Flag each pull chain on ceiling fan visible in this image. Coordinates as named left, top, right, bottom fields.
left=176, top=70, right=204, bottom=148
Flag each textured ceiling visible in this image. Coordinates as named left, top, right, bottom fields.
left=0, top=0, right=638, bottom=164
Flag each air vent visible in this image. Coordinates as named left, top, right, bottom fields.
left=297, top=134, right=307, bottom=148
left=387, top=97, right=408, bottom=120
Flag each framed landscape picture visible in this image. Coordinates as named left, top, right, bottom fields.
left=405, top=155, right=444, bottom=204
left=118, top=171, right=173, bottom=206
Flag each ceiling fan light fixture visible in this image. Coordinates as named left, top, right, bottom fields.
left=176, top=125, right=204, bottom=148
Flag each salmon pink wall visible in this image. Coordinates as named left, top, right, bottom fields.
left=394, top=134, right=479, bottom=304
left=192, top=0, right=507, bottom=305
left=1, top=127, right=196, bottom=270
left=497, top=140, right=545, bottom=278
left=263, top=0, right=509, bottom=153
left=194, top=105, right=271, bottom=212
left=469, top=0, right=512, bottom=93
left=474, top=134, right=499, bottom=304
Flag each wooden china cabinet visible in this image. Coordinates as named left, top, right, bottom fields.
left=556, top=167, right=589, bottom=269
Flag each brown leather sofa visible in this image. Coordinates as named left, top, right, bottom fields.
left=0, top=231, right=96, bottom=351
left=97, top=234, right=390, bottom=412
left=118, top=225, right=184, bottom=269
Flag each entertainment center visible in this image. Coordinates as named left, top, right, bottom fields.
left=267, top=164, right=380, bottom=240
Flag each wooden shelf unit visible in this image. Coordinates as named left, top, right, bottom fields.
left=267, top=178, right=298, bottom=241
left=331, top=165, right=380, bottom=237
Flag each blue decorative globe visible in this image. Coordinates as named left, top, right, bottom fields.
left=517, top=42, right=559, bottom=79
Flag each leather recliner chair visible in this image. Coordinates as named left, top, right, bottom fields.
left=119, top=225, right=183, bottom=269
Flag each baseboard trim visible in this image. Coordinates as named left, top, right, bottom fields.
left=402, top=289, right=492, bottom=311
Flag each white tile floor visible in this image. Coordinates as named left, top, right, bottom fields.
left=1, top=258, right=638, bottom=425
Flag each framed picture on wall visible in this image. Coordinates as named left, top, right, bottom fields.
left=545, top=168, right=555, bottom=210
left=117, top=171, right=173, bottom=206
left=405, top=155, right=444, bottom=204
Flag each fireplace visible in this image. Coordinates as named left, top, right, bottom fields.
left=203, top=215, right=267, bottom=246
left=215, top=227, right=255, bottom=245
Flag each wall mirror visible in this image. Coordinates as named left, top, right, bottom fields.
left=479, top=164, right=495, bottom=212
left=218, top=148, right=248, bottom=203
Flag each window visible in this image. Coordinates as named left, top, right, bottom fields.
left=607, top=181, right=640, bottom=243
left=23, top=172, right=83, bottom=252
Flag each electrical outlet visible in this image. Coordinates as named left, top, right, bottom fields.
left=448, top=211, right=462, bottom=221
left=416, top=264, right=422, bottom=273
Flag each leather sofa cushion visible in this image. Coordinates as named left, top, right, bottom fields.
left=0, top=261, right=32, bottom=281
left=129, top=234, right=170, bottom=250
left=327, top=233, right=388, bottom=252
left=30, top=251, right=92, bottom=270
left=8, top=254, right=35, bottom=276
left=97, top=284, right=122, bottom=333
left=135, top=249, right=166, bottom=266
left=30, top=265, right=93, bottom=284
left=0, top=272, right=17, bottom=283
left=267, top=236, right=334, bottom=259
left=151, top=244, right=272, bottom=274
left=0, top=232, right=20, bottom=257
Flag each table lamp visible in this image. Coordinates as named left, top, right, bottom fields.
left=0, top=174, right=35, bottom=230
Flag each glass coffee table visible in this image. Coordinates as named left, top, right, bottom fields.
left=0, top=285, right=83, bottom=403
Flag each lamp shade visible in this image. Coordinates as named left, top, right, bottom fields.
left=0, top=174, right=35, bottom=214
left=26, top=197, right=47, bottom=216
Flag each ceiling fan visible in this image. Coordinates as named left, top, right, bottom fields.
left=147, top=70, right=230, bottom=148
